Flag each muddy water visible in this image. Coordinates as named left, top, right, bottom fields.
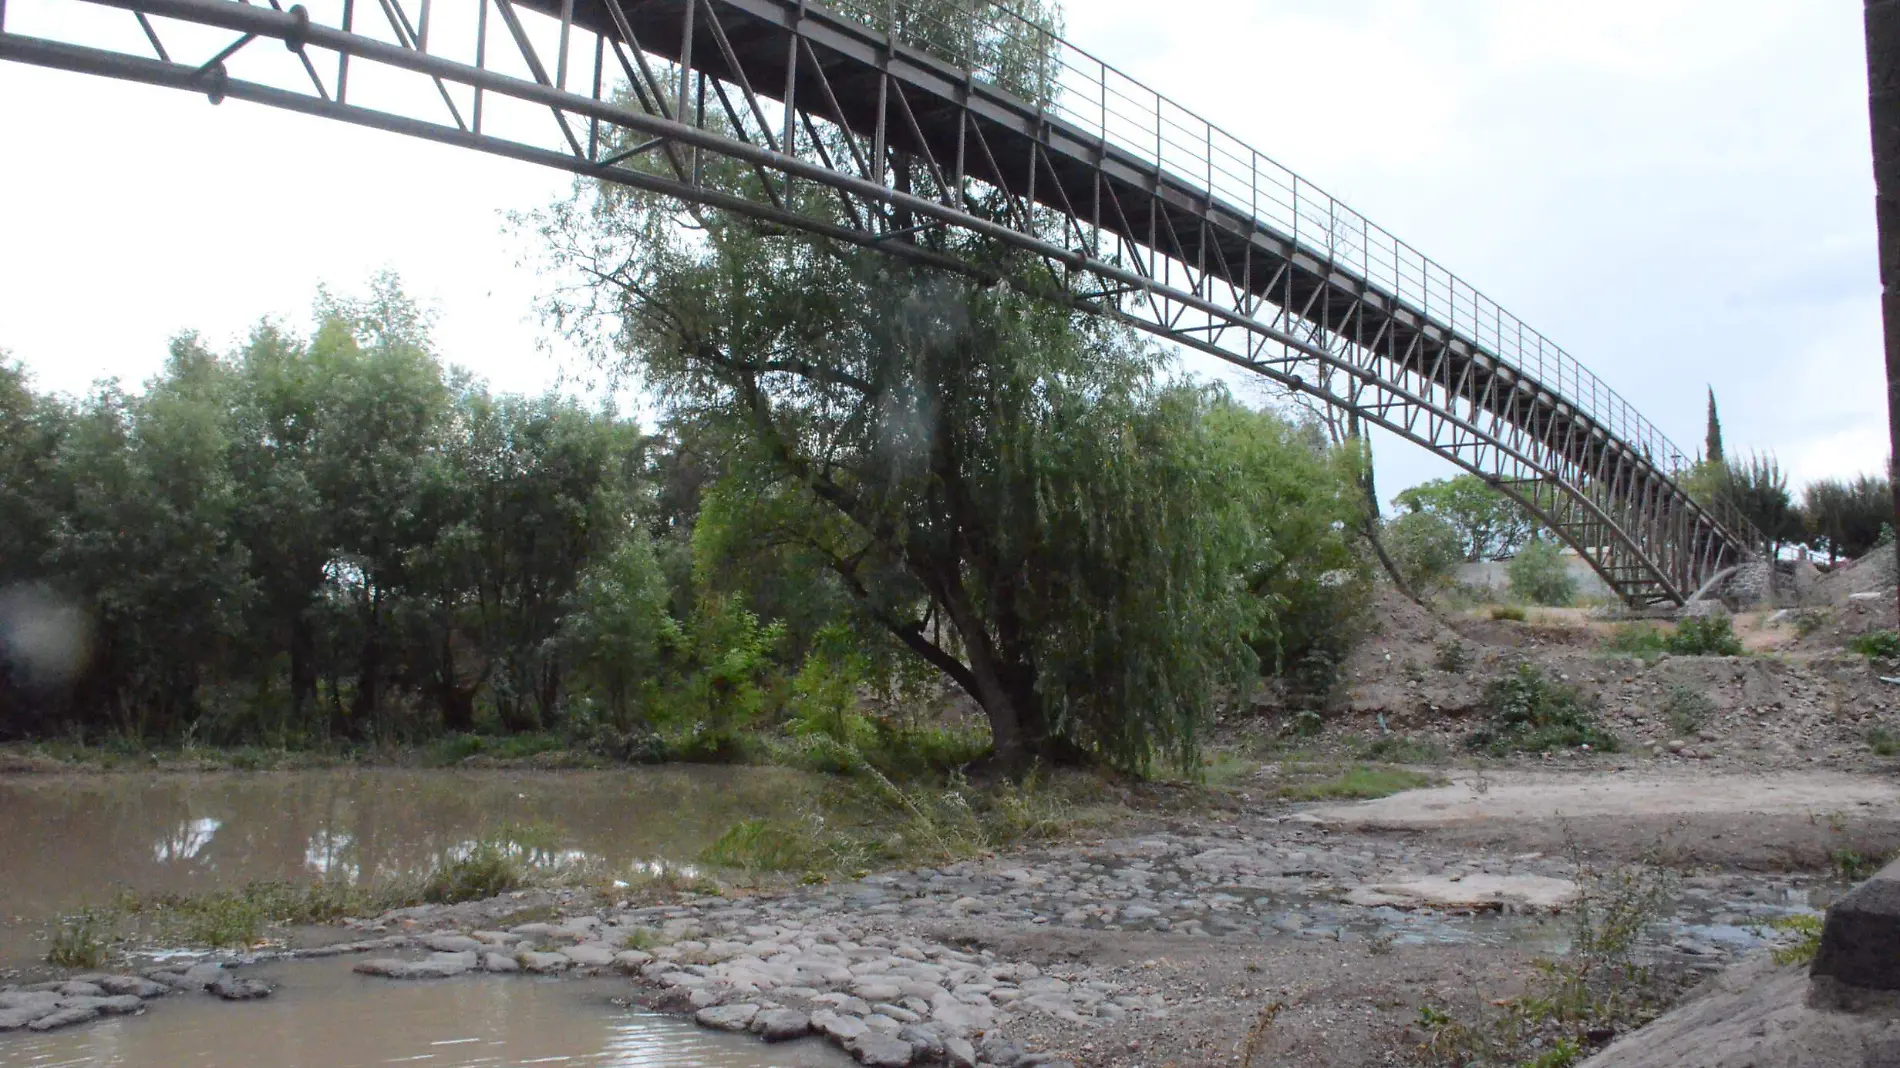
left=0, top=957, right=852, bottom=1067
left=0, top=768, right=806, bottom=968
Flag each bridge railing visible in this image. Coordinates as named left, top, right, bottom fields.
left=828, top=0, right=1748, bottom=536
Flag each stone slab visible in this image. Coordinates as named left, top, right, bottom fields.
left=1812, top=855, right=1900, bottom=990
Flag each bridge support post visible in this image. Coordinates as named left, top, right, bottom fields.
left=1870, top=0, right=1900, bottom=612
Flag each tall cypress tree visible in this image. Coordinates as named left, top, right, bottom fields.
left=1705, top=387, right=1725, bottom=465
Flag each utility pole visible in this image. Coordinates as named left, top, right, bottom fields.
left=1869, top=0, right=1900, bottom=616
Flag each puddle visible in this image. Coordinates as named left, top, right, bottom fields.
left=0, top=768, right=807, bottom=970
left=0, top=957, right=852, bottom=1067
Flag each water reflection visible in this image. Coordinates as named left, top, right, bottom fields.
left=151, top=817, right=221, bottom=864
left=0, top=958, right=852, bottom=1067
left=0, top=767, right=809, bottom=968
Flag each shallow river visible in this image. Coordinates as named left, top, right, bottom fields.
left=0, top=957, right=850, bottom=1067
left=0, top=768, right=851, bottom=1068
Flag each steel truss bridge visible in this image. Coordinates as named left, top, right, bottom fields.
left=1, top=0, right=1761, bottom=605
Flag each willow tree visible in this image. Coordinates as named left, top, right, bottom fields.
left=537, top=0, right=1273, bottom=772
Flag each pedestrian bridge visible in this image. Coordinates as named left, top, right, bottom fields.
left=0, top=0, right=1762, bottom=604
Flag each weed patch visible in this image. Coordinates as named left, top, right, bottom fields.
left=1357, top=735, right=1449, bottom=764
left=1467, top=665, right=1619, bottom=755
left=1663, top=685, right=1714, bottom=736
left=1434, top=641, right=1471, bottom=673
left=45, top=910, right=113, bottom=969
left=422, top=842, right=525, bottom=903
left=1763, top=914, right=1824, bottom=966
left=1851, top=630, right=1900, bottom=664
left=1277, top=764, right=1436, bottom=802
left=1409, top=856, right=1682, bottom=1067
left=1869, top=727, right=1900, bottom=757
left=1668, top=616, right=1745, bottom=657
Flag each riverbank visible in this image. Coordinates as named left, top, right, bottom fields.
left=5, top=762, right=1887, bottom=1067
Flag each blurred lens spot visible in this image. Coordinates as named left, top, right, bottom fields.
left=0, top=583, right=91, bottom=690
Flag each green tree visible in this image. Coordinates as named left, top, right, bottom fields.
left=1391, top=474, right=1537, bottom=562
left=1705, top=387, right=1725, bottom=465
left=1802, top=471, right=1894, bottom=562
left=1720, top=453, right=1802, bottom=555
left=1508, top=539, right=1578, bottom=607
left=1383, top=510, right=1465, bottom=596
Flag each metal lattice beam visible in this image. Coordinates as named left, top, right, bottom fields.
left=0, top=0, right=1763, bottom=604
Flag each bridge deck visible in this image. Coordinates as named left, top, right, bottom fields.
left=522, top=0, right=1742, bottom=604
left=0, top=0, right=1760, bottom=603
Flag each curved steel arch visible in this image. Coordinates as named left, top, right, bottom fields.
left=0, top=0, right=1760, bottom=604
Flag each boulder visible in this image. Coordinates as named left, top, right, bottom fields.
left=1812, top=855, right=1900, bottom=989
left=752, top=1008, right=811, bottom=1042
left=207, top=976, right=273, bottom=1001
left=694, top=1003, right=759, bottom=1032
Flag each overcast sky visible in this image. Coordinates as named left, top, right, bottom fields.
left=0, top=0, right=1884, bottom=501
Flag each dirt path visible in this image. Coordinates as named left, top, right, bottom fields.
left=1304, top=769, right=1900, bottom=870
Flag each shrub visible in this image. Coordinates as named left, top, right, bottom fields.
left=422, top=842, right=524, bottom=903
left=1385, top=510, right=1465, bottom=595
left=1468, top=665, right=1619, bottom=755
left=1508, top=540, right=1577, bottom=607
left=1663, top=685, right=1714, bottom=736
left=1668, top=615, right=1744, bottom=657
left=1850, top=630, right=1900, bottom=664
left=45, top=911, right=112, bottom=968
left=1604, top=623, right=1668, bottom=658
left=1434, top=641, right=1471, bottom=673
left=1869, top=727, right=1900, bottom=757
left=1488, top=604, right=1527, bottom=622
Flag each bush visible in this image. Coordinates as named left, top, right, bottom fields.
left=1385, top=510, right=1465, bottom=595
left=45, top=910, right=112, bottom=968
left=1850, top=630, right=1900, bottom=664
left=1434, top=641, right=1471, bottom=673
left=1868, top=727, right=1899, bottom=757
left=1669, top=615, right=1744, bottom=657
left=1604, top=623, right=1668, bottom=658
left=1488, top=604, right=1527, bottom=622
left=421, top=842, right=524, bottom=903
left=1664, top=686, right=1714, bottom=736
left=1508, top=540, right=1577, bottom=607
left=1468, top=665, right=1619, bottom=755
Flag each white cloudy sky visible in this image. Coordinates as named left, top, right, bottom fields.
left=0, top=0, right=1885, bottom=501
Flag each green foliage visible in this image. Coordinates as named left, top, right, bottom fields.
left=1508, top=540, right=1577, bottom=607
left=1488, top=604, right=1527, bottom=622
left=45, top=910, right=113, bottom=969
left=422, top=842, right=525, bottom=903
left=1766, top=914, right=1824, bottom=966
left=1413, top=857, right=1678, bottom=1068
left=1469, top=665, right=1619, bottom=755
left=1802, top=474, right=1894, bottom=562
left=699, top=767, right=1075, bottom=877
left=1357, top=735, right=1449, bottom=764
left=1832, top=849, right=1880, bottom=881
left=1720, top=453, right=1805, bottom=553
left=1433, top=641, right=1470, bottom=674
left=1669, top=615, right=1745, bottom=657
left=1604, top=623, right=1668, bottom=658
left=1705, top=387, right=1724, bottom=466
left=1383, top=510, right=1466, bottom=596
left=1850, top=630, right=1900, bottom=663
left=1392, top=474, right=1537, bottom=562
left=1663, top=685, right=1714, bottom=736
left=1275, top=764, right=1436, bottom=801
left=1868, top=726, right=1900, bottom=757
